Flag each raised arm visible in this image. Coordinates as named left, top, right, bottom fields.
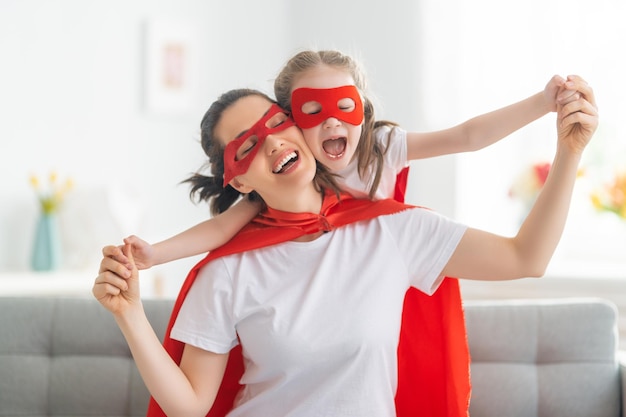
left=124, top=198, right=262, bottom=269
left=443, top=75, right=598, bottom=281
left=93, top=244, right=227, bottom=417
left=406, top=75, right=579, bottom=160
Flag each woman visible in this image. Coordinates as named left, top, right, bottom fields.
left=94, top=80, right=597, bottom=417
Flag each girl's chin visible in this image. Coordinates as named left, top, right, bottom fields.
left=320, top=154, right=350, bottom=170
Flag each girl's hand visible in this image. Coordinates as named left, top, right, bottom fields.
left=92, top=243, right=141, bottom=315
left=544, top=74, right=580, bottom=112
left=122, top=235, right=155, bottom=270
left=556, top=75, right=599, bottom=154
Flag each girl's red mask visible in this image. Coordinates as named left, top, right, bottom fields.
left=223, top=103, right=295, bottom=187
left=291, top=85, right=364, bottom=129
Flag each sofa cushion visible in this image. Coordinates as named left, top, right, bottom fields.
left=1, top=296, right=621, bottom=417
left=0, top=297, right=174, bottom=417
left=465, top=298, right=620, bottom=417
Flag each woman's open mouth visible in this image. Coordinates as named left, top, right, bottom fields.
left=273, top=151, right=299, bottom=174
left=322, top=137, right=347, bottom=159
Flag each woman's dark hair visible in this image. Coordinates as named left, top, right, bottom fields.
left=184, top=88, right=341, bottom=216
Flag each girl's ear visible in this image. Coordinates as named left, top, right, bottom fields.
left=229, top=177, right=254, bottom=194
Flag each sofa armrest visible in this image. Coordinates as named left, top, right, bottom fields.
left=620, top=351, right=626, bottom=417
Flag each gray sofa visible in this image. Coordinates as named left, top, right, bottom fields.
left=0, top=296, right=624, bottom=417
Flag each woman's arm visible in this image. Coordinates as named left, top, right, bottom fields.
left=405, top=75, right=579, bottom=160
left=93, top=244, right=228, bottom=417
left=442, top=75, right=598, bottom=281
left=123, top=198, right=262, bottom=270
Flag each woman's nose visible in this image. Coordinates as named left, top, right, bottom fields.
left=263, top=134, right=284, bottom=155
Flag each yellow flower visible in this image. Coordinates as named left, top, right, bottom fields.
left=29, top=171, right=73, bottom=215
left=590, top=193, right=603, bottom=210
left=29, top=175, right=40, bottom=190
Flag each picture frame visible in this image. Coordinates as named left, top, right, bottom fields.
left=143, top=19, right=198, bottom=115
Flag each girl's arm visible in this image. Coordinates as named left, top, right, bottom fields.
left=406, top=75, right=579, bottom=160
left=93, top=244, right=228, bottom=417
left=442, top=75, right=598, bottom=281
left=125, top=198, right=262, bottom=270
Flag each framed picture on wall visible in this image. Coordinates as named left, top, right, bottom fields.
left=143, top=19, right=198, bottom=115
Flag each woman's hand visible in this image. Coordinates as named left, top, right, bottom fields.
left=92, top=243, right=141, bottom=316
left=556, top=75, right=599, bottom=154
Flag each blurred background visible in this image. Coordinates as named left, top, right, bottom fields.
left=1, top=0, right=624, bottom=298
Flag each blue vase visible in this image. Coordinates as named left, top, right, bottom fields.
left=31, top=213, right=62, bottom=271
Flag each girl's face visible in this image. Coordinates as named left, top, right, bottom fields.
left=290, top=64, right=363, bottom=173
left=215, top=95, right=318, bottom=210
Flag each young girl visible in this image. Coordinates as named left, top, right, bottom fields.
left=123, top=50, right=577, bottom=268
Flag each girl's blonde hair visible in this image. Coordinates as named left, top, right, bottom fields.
left=274, top=50, right=397, bottom=199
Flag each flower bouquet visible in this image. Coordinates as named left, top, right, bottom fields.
left=590, top=171, right=626, bottom=220
left=508, top=161, right=551, bottom=207
left=29, top=171, right=73, bottom=271
left=29, top=171, right=73, bottom=215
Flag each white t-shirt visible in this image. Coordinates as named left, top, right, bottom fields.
left=171, top=207, right=466, bottom=417
left=335, top=125, right=409, bottom=200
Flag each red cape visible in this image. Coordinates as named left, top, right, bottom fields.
left=148, top=177, right=470, bottom=416
left=394, top=165, right=470, bottom=417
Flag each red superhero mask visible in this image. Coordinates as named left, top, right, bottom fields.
left=223, top=103, right=295, bottom=187
left=291, top=85, right=364, bottom=129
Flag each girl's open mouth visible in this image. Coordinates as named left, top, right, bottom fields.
left=322, top=137, right=347, bottom=159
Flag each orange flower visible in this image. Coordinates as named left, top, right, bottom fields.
left=591, top=171, right=626, bottom=220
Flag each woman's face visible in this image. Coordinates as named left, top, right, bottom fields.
left=215, top=95, right=318, bottom=208
left=290, top=64, right=363, bottom=173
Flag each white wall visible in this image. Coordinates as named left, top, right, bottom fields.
left=4, top=0, right=622, bottom=296
left=421, top=0, right=626, bottom=270
left=1, top=0, right=445, bottom=294
left=0, top=0, right=292, bottom=290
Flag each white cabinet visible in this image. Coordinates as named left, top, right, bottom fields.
left=0, top=269, right=162, bottom=298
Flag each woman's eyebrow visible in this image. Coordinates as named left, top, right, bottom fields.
left=235, top=129, right=249, bottom=139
